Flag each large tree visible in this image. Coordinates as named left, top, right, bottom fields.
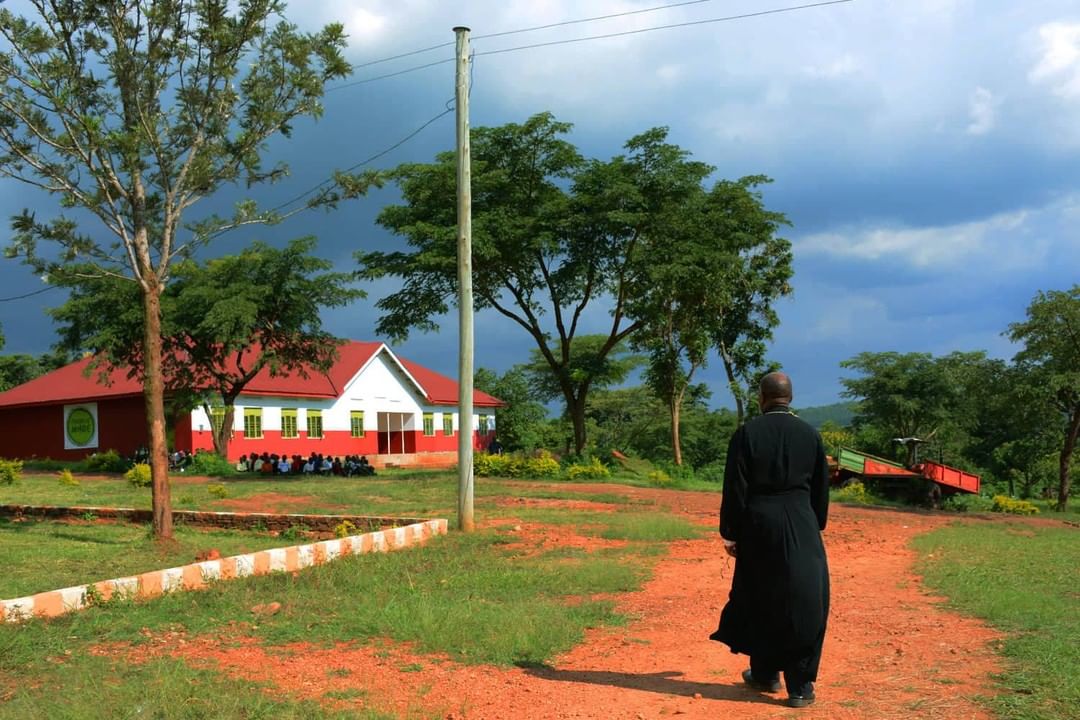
left=629, top=174, right=791, bottom=463
left=53, top=236, right=361, bottom=457
left=1008, top=285, right=1080, bottom=511
left=0, top=1, right=367, bottom=538
left=359, top=114, right=750, bottom=453
left=840, top=351, right=986, bottom=466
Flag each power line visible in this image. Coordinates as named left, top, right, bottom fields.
left=334, top=0, right=853, bottom=90
left=475, top=1, right=855, bottom=58
left=267, top=102, right=455, bottom=214
left=350, top=0, right=725, bottom=71
left=0, top=285, right=60, bottom=303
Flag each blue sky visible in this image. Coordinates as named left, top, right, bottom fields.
left=1, top=0, right=1079, bottom=407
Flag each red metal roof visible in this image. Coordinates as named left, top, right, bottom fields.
left=0, top=341, right=502, bottom=409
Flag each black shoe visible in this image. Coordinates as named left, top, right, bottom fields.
left=787, top=692, right=816, bottom=708
left=741, top=669, right=782, bottom=693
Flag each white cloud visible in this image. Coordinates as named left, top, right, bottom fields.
left=344, top=8, right=387, bottom=41
left=966, top=86, right=999, bottom=135
left=802, top=54, right=860, bottom=79
left=797, top=210, right=1032, bottom=268
left=1030, top=21, right=1080, bottom=98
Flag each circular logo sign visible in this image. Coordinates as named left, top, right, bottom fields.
left=66, top=408, right=96, bottom=446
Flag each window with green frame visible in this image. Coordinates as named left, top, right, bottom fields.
left=281, top=409, right=298, bottom=439
left=479, top=414, right=489, bottom=436
left=423, top=412, right=435, bottom=436
left=209, top=406, right=225, bottom=435
left=243, top=408, right=262, bottom=438
left=350, top=410, right=364, bottom=438
left=442, top=413, right=453, bottom=436
left=307, top=409, right=323, bottom=439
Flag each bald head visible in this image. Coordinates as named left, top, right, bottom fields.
left=759, top=372, right=793, bottom=409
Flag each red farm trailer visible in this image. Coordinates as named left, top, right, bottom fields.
left=832, top=447, right=980, bottom=502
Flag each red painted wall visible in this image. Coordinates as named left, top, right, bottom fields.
left=0, top=397, right=150, bottom=460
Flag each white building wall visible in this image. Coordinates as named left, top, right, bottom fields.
left=188, top=348, right=495, bottom=433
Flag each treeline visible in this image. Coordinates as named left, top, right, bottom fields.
left=481, top=286, right=1080, bottom=511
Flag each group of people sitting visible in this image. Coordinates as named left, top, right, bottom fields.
left=235, top=452, right=375, bottom=477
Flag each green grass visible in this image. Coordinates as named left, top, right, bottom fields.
left=0, top=518, right=301, bottom=598
left=913, top=520, right=1080, bottom=720
left=0, top=474, right=690, bottom=717
left=0, top=655, right=392, bottom=720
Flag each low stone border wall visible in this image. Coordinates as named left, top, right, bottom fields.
left=0, top=504, right=418, bottom=533
left=0, top=518, right=447, bottom=623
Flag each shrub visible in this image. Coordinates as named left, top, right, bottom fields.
left=187, top=451, right=235, bottom=477
left=942, top=493, right=993, bottom=513
left=991, top=495, right=1039, bottom=515
left=647, top=469, right=673, bottom=488
left=85, top=449, right=129, bottom=473
left=523, top=451, right=561, bottom=479
left=282, top=524, right=309, bottom=542
left=565, top=457, right=610, bottom=481
left=124, top=463, right=152, bottom=487
left=334, top=520, right=358, bottom=538
left=0, top=458, right=23, bottom=485
left=58, top=468, right=79, bottom=486
left=834, top=481, right=871, bottom=504
left=206, top=483, right=228, bottom=499
left=695, top=462, right=726, bottom=484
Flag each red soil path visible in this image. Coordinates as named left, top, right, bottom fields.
left=121, top=485, right=1004, bottom=719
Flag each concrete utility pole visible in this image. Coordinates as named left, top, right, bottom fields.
left=453, top=26, right=474, bottom=532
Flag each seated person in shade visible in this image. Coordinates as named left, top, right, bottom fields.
left=252, top=454, right=264, bottom=473
left=260, top=454, right=273, bottom=475
left=332, top=457, right=344, bottom=476
left=320, top=455, right=333, bottom=476
left=303, top=457, right=316, bottom=475
left=235, top=454, right=248, bottom=472
left=292, top=454, right=303, bottom=474
left=358, top=455, right=375, bottom=477
left=277, top=456, right=291, bottom=475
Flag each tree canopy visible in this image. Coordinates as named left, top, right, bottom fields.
left=0, top=0, right=367, bottom=538
left=52, top=236, right=360, bottom=456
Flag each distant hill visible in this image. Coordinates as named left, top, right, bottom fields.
left=795, top=402, right=857, bottom=429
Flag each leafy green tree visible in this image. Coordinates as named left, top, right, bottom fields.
left=630, top=173, right=791, bottom=463
left=0, top=348, right=69, bottom=392
left=359, top=114, right=721, bottom=454
left=52, top=237, right=360, bottom=457
left=474, top=366, right=548, bottom=452
left=840, top=351, right=987, bottom=466
left=1008, top=286, right=1080, bottom=511
left=0, top=1, right=366, bottom=538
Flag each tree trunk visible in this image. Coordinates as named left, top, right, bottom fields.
left=720, top=351, right=745, bottom=426
left=670, top=398, right=683, bottom=466
left=567, top=393, right=588, bottom=455
left=142, top=284, right=173, bottom=540
left=1057, top=408, right=1080, bottom=512
left=210, top=400, right=236, bottom=458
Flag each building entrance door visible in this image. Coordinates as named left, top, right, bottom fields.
left=376, top=412, right=415, bottom=454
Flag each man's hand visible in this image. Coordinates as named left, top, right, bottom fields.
left=723, top=540, right=737, bottom=558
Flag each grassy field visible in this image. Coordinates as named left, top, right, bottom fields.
left=0, top=518, right=304, bottom=598
left=914, top=519, right=1080, bottom=720
left=0, top=472, right=705, bottom=719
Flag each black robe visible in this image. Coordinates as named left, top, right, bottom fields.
left=710, top=408, right=830, bottom=672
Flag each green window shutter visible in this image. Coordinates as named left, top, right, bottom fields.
left=281, top=409, right=298, bottom=439
left=423, top=412, right=435, bottom=436
left=442, top=414, right=453, bottom=436
left=243, top=408, right=262, bottom=439
left=307, top=409, right=323, bottom=439
left=351, top=410, right=365, bottom=438
left=479, top=414, right=489, bottom=436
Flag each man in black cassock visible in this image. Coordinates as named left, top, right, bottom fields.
left=710, top=372, right=830, bottom=709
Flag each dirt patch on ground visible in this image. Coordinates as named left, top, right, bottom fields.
left=492, top=496, right=621, bottom=513
left=488, top=520, right=630, bottom=558
left=213, top=493, right=345, bottom=514
left=106, top=487, right=1004, bottom=719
